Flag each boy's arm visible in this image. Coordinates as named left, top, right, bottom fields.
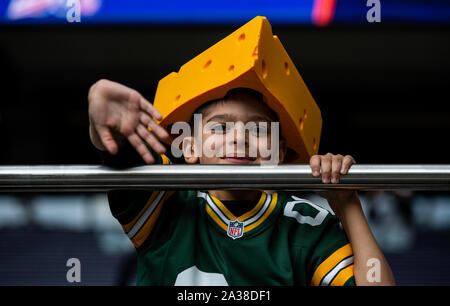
left=310, top=153, right=395, bottom=286
left=88, top=79, right=174, bottom=248
left=328, top=192, right=396, bottom=286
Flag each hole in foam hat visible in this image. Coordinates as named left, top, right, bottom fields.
left=284, top=62, right=290, bottom=76
left=252, top=46, right=258, bottom=57
left=203, top=60, right=212, bottom=70
left=238, top=33, right=245, bottom=42
left=262, top=60, right=268, bottom=79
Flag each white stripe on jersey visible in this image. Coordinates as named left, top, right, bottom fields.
left=127, top=191, right=166, bottom=239
left=207, top=195, right=231, bottom=225
left=320, top=256, right=354, bottom=286
left=242, top=194, right=271, bottom=226
left=198, top=191, right=231, bottom=226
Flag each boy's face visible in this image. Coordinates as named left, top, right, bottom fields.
left=182, top=91, right=286, bottom=165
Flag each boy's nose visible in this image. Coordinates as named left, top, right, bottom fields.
left=230, top=122, right=248, bottom=149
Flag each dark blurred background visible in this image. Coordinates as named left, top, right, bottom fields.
left=0, top=0, right=449, bottom=285
left=1, top=25, right=449, bottom=164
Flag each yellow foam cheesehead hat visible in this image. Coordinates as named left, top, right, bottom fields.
left=153, top=16, right=322, bottom=164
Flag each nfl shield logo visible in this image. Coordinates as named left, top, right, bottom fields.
left=227, top=220, right=244, bottom=239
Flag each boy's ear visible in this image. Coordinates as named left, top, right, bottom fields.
left=182, top=136, right=200, bottom=164
left=278, top=139, right=287, bottom=164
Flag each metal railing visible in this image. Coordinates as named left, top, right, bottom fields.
left=0, top=165, right=449, bottom=192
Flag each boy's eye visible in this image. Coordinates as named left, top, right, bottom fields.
left=208, top=123, right=229, bottom=134
left=258, top=126, right=269, bottom=134
left=249, top=124, right=269, bottom=135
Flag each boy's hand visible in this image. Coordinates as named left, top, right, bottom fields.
left=310, top=153, right=358, bottom=209
left=88, top=79, right=171, bottom=164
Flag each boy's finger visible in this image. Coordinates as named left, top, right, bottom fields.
left=309, top=155, right=321, bottom=177
left=127, top=90, right=141, bottom=111
left=137, top=124, right=167, bottom=155
left=93, top=79, right=137, bottom=101
left=96, top=125, right=118, bottom=155
left=127, top=133, right=155, bottom=165
left=321, top=154, right=333, bottom=184
left=340, top=155, right=356, bottom=174
left=331, top=155, right=343, bottom=184
left=139, top=112, right=171, bottom=142
left=139, top=97, right=163, bottom=121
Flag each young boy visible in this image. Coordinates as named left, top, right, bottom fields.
left=88, top=16, right=394, bottom=286
left=88, top=79, right=395, bottom=286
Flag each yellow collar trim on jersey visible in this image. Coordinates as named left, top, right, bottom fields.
left=208, top=192, right=267, bottom=222
left=203, top=191, right=278, bottom=235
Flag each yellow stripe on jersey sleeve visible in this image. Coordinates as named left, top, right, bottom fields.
left=330, top=264, right=354, bottom=286
left=120, top=153, right=171, bottom=234
left=160, top=154, right=171, bottom=165
left=311, top=243, right=353, bottom=286
left=121, top=191, right=160, bottom=234
left=131, top=190, right=175, bottom=248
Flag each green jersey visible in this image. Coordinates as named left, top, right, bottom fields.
left=102, top=145, right=355, bottom=286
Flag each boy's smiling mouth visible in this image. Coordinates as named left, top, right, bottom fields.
left=222, top=154, right=257, bottom=163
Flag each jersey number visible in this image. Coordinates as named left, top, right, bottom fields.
left=283, top=196, right=329, bottom=226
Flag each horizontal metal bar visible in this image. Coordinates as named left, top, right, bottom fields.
left=0, top=165, right=450, bottom=193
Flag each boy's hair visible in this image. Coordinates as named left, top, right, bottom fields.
left=189, top=88, right=280, bottom=136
